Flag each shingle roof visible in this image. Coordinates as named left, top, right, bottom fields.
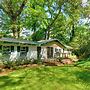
left=64, top=45, right=73, bottom=50
left=0, top=38, right=72, bottom=49
left=0, top=38, right=37, bottom=45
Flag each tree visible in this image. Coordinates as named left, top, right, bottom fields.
left=0, top=0, right=27, bottom=38
left=0, top=0, right=89, bottom=47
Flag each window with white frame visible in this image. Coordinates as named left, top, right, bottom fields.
left=55, top=48, right=61, bottom=53
left=59, top=49, right=61, bottom=52
left=3, top=46, right=14, bottom=55
left=17, top=46, right=28, bottom=58
left=55, top=48, right=58, bottom=52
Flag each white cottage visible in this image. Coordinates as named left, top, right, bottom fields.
left=0, top=38, right=72, bottom=61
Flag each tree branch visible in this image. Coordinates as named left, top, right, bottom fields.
left=15, top=0, right=27, bottom=18
left=6, top=0, right=14, bottom=17
left=45, top=9, right=61, bottom=39
left=46, top=10, right=61, bottom=32
left=0, top=5, right=11, bottom=18
left=45, top=0, right=65, bottom=39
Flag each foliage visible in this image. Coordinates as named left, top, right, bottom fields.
left=31, top=30, right=45, bottom=41
left=0, top=0, right=28, bottom=38
left=0, top=54, right=30, bottom=69
left=0, top=53, right=43, bottom=69
left=74, top=58, right=90, bottom=68
left=73, top=41, right=90, bottom=59
left=0, top=0, right=87, bottom=40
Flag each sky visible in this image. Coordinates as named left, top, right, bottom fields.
left=82, top=0, right=88, bottom=7
left=82, top=0, right=87, bottom=3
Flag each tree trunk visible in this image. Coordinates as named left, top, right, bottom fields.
left=17, top=26, right=21, bottom=38
left=11, top=19, right=17, bottom=38
left=70, top=23, right=75, bottom=41
left=47, top=30, right=50, bottom=40
left=45, top=30, right=47, bottom=40
left=12, top=27, right=16, bottom=38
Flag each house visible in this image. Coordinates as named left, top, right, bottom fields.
left=0, top=38, right=72, bottom=61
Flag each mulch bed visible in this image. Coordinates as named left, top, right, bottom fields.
left=0, top=58, right=75, bottom=76
left=0, top=68, right=14, bottom=76
left=43, top=58, right=74, bottom=66
left=0, top=64, right=42, bottom=76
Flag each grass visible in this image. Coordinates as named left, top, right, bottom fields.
left=0, top=66, right=90, bottom=90
left=75, top=58, right=90, bottom=68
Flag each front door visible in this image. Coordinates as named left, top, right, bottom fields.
left=37, top=47, right=41, bottom=59
left=47, top=47, right=53, bottom=58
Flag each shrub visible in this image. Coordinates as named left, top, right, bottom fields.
left=32, top=59, right=43, bottom=64
left=0, top=54, right=12, bottom=68
left=74, top=58, right=90, bottom=67
left=0, top=54, right=43, bottom=69
left=73, top=41, right=90, bottom=59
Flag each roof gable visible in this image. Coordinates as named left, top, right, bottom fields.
left=37, top=39, right=65, bottom=48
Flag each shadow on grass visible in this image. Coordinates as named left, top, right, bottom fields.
left=74, top=69, right=90, bottom=83
left=0, top=76, right=26, bottom=89
left=0, top=67, right=90, bottom=90
left=0, top=67, right=70, bottom=89
left=0, top=69, right=30, bottom=89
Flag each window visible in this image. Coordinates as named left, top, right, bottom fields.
left=37, top=47, right=41, bottom=59
left=3, top=46, right=11, bottom=54
left=11, top=46, right=14, bottom=52
left=59, top=49, right=61, bottom=52
left=17, top=46, right=20, bottom=52
left=20, top=47, right=26, bottom=52
left=20, top=47, right=29, bottom=58
left=55, top=48, right=58, bottom=52
left=47, top=47, right=53, bottom=58
left=26, top=47, right=29, bottom=52
left=2, top=46, right=14, bottom=55
left=55, top=48, right=61, bottom=52
left=17, top=46, right=28, bottom=53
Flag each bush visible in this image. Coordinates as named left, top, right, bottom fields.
left=32, top=59, right=43, bottom=64
left=0, top=54, right=43, bottom=69
left=0, top=54, right=32, bottom=69
left=74, top=58, right=90, bottom=67
left=73, top=41, right=90, bottom=59
left=0, top=54, right=12, bottom=68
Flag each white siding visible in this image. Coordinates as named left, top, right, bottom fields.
left=10, top=46, right=20, bottom=61
left=41, top=47, right=47, bottom=59
left=40, top=44, right=64, bottom=59
left=27, top=46, right=37, bottom=60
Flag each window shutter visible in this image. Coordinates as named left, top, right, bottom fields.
left=17, top=46, right=20, bottom=52
left=11, top=46, right=14, bottom=52
left=0, top=45, right=2, bottom=53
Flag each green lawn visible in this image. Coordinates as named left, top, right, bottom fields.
left=0, top=66, right=90, bottom=90
left=75, top=59, right=90, bottom=68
